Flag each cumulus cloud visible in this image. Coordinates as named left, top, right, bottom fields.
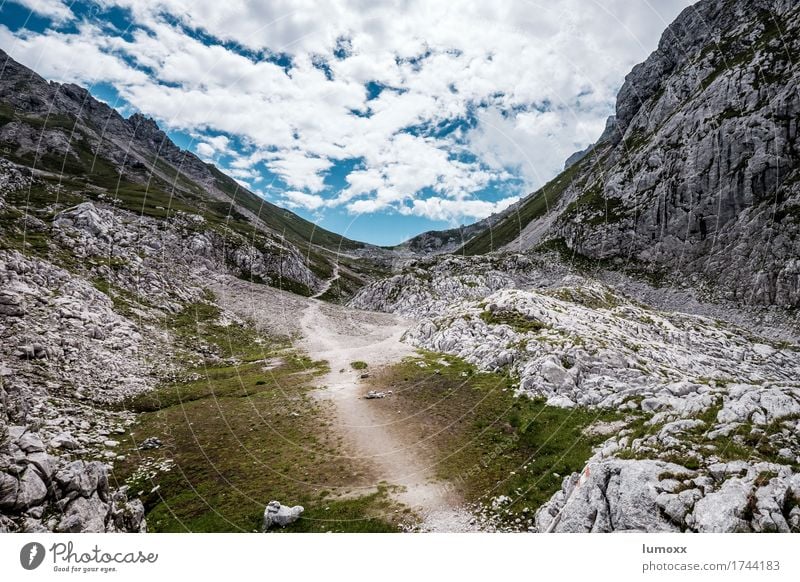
left=10, top=0, right=73, bottom=23
left=401, top=195, right=521, bottom=222
left=0, top=0, right=694, bottom=230
left=282, top=190, right=326, bottom=210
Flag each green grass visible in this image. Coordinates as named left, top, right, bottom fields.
left=621, top=127, right=649, bottom=153
left=366, top=351, right=628, bottom=523
left=479, top=309, right=547, bottom=334
left=113, top=297, right=402, bottom=532
left=90, top=277, right=150, bottom=317
left=544, top=286, right=622, bottom=310
left=350, top=361, right=368, bottom=370
left=315, top=267, right=371, bottom=303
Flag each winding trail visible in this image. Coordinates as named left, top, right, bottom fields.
left=310, top=264, right=340, bottom=299
left=298, top=297, right=477, bottom=531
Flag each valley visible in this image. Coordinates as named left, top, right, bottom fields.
left=2, top=0, right=800, bottom=534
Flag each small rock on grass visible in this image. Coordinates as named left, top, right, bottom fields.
left=262, top=501, right=304, bottom=531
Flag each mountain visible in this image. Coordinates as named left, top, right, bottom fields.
left=449, top=0, right=799, bottom=307
left=2, top=0, right=800, bottom=536
left=0, top=48, right=390, bottom=299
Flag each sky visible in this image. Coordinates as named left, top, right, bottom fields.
left=0, top=0, right=695, bottom=245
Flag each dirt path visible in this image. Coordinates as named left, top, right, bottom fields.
left=310, top=264, right=340, bottom=299
left=212, top=275, right=477, bottom=531
left=297, top=298, right=478, bottom=531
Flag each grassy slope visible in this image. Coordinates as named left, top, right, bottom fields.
left=459, top=158, right=587, bottom=255
left=112, top=299, right=403, bottom=532
left=366, top=350, right=628, bottom=524
left=0, top=102, right=361, bottom=253
left=207, top=165, right=364, bottom=253
left=0, top=102, right=385, bottom=294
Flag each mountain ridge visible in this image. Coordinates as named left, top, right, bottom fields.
left=414, top=0, right=800, bottom=308
left=0, top=47, right=373, bottom=254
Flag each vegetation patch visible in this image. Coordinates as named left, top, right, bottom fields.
left=350, top=361, right=368, bottom=370
left=114, top=297, right=402, bottom=532
left=545, top=286, right=622, bottom=310
left=563, top=182, right=627, bottom=226
left=365, top=350, right=629, bottom=525
left=480, top=309, right=548, bottom=334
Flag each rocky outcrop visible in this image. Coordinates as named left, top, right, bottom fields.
left=0, top=245, right=157, bottom=532
left=0, top=427, right=144, bottom=532
left=354, top=251, right=800, bottom=532
left=403, top=283, right=800, bottom=411
left=536, top=458, right=800, bottom=533
left=554, top=0, right=800, bottom=307
left=350, top=253, right=549, bottom=317
left=452, top=0, right=800, bottom=308
left=52, top=201, right=319, bottom=303
left=0, top=249, right=157, bottom=416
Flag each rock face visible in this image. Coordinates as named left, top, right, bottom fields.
left=556, top=0, right=800, bottom=307
left=535, top=459, right=800, bottom=533
left=0, top=427, right=145, bottom=533
left=262, top=501, right=304, bottom=531
left=455, top=0, right=800, bottom=308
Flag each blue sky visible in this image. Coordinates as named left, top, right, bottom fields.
left=0, top=0, right=694, bottom=245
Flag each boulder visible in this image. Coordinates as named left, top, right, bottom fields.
left=262, top=501, right=303, bottom=531
left=55, top=460, right=108, bottom=500
left=56, top=495, right=109, bottom=533
left=50, top=433, right=80, bottom=450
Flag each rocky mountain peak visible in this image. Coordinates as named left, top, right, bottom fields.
left=454, top=0, right=799, bottom=308
left=127, top=112, right=165, bottom=143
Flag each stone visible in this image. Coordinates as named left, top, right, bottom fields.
left=364, top=391, right=388, bottom=399
left=56, top=496, right=109, bottom=533
left=16, top=467, right=48, bottom=510
left=691, top=479, right=751, bottom=533
left=262, top=501, right=304, bottom=530
left=15, top=430, right=45, bottom=454
left=0, top=472, right=20, bottom=510
left=55, top=461, right=108, bottom=500
left=138, top=437, right=162, bottom=450
left=50, top=433, right=80, bottom=450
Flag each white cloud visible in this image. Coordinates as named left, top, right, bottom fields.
left=282, top=190, right=326, bottom=210
left=10, top=0, right=73, bottom=23
left=195, top=134, right=230, bottom=159
left=0, top=23, right=149, bottom=86
left=400, top=195, right=520, bottom=222
left=0, top=0, right=695, bottom=226
left=266, top=152, right=332, bottom=193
